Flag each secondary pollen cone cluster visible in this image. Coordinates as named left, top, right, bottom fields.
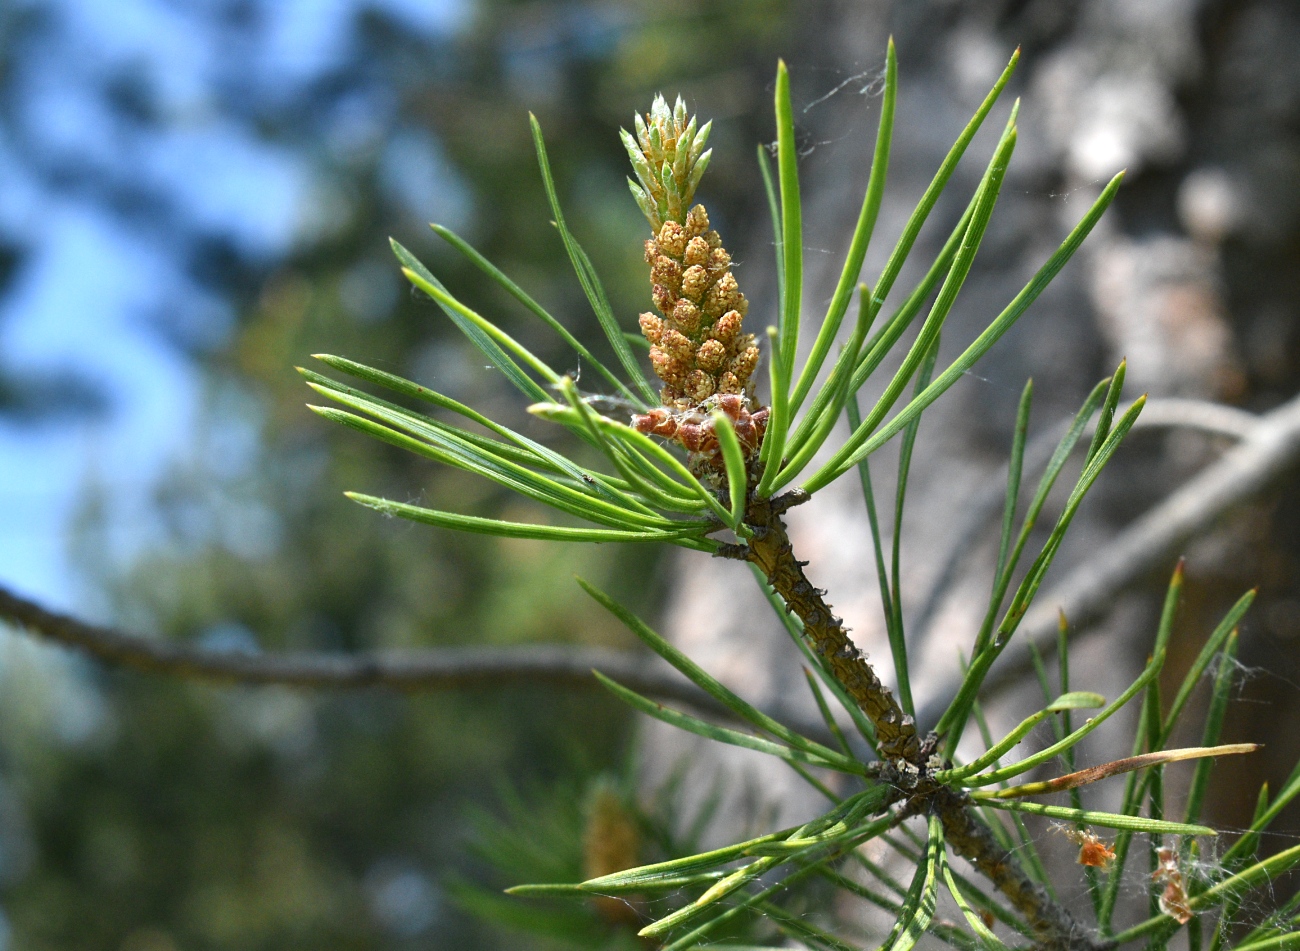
left=623, top=95, right=767, bottom=472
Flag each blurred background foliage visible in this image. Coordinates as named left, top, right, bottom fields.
left=0, top=1, right=813, bottom=947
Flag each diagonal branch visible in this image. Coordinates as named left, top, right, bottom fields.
left=732, top=497, right=1107, bottom=950
left=918, top=390, right=1300, bottom=729
left=933, top=786, right=1108, bottom=951
left=910, top=396, right=1264, bottom=649
left=740, top=493, right=922, bottom=762
left=731, top=394, right=1296, bottom=950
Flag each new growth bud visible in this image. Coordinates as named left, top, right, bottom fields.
left=622, top=94, right=713, bottom=233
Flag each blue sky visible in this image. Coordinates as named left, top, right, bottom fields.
left=0, top=0, right=470, bottom=614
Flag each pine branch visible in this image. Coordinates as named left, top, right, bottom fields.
left=933, top=786, right=1110, bottom=951
left=735, top=500, right=1112, bottom=951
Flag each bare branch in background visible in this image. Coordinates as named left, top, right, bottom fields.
left=918, top=391, right=1300, bottom=729
left=0, top=585, right=716, bottom=708
left=910, top=397, right=1263, bottom=648
left=0, top=584, right=845, bottom=746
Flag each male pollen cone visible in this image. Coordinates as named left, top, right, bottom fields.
left=641, top=205, right=760, bottom=407
left=623, top=95, right=767, bottom=471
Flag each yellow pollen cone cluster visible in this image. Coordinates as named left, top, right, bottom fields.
left=639, top=204, right=759, bottom=407
left=623, top=95, right=767, bottom=477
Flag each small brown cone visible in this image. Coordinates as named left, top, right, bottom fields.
left=582, top=784, right=642, bottom=926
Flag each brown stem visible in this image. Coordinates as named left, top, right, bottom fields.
left=743, top=495, right=921, bottom=762
left=735, top=498, right=1112, bottom=951
left=934, top=788, right=1109, bottom=951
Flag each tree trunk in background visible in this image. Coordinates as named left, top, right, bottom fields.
left=640, top=0, right=1300, bottom=905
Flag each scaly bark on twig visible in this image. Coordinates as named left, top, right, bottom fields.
left=725, top=492, right=1111, bottom=951
left=727, top=491, right=922, bottom=763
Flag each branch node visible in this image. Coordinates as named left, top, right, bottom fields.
left=712, top=542, right=752, bottom=561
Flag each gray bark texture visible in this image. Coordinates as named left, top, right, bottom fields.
left=639, top=0, right=1300, bottom=925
